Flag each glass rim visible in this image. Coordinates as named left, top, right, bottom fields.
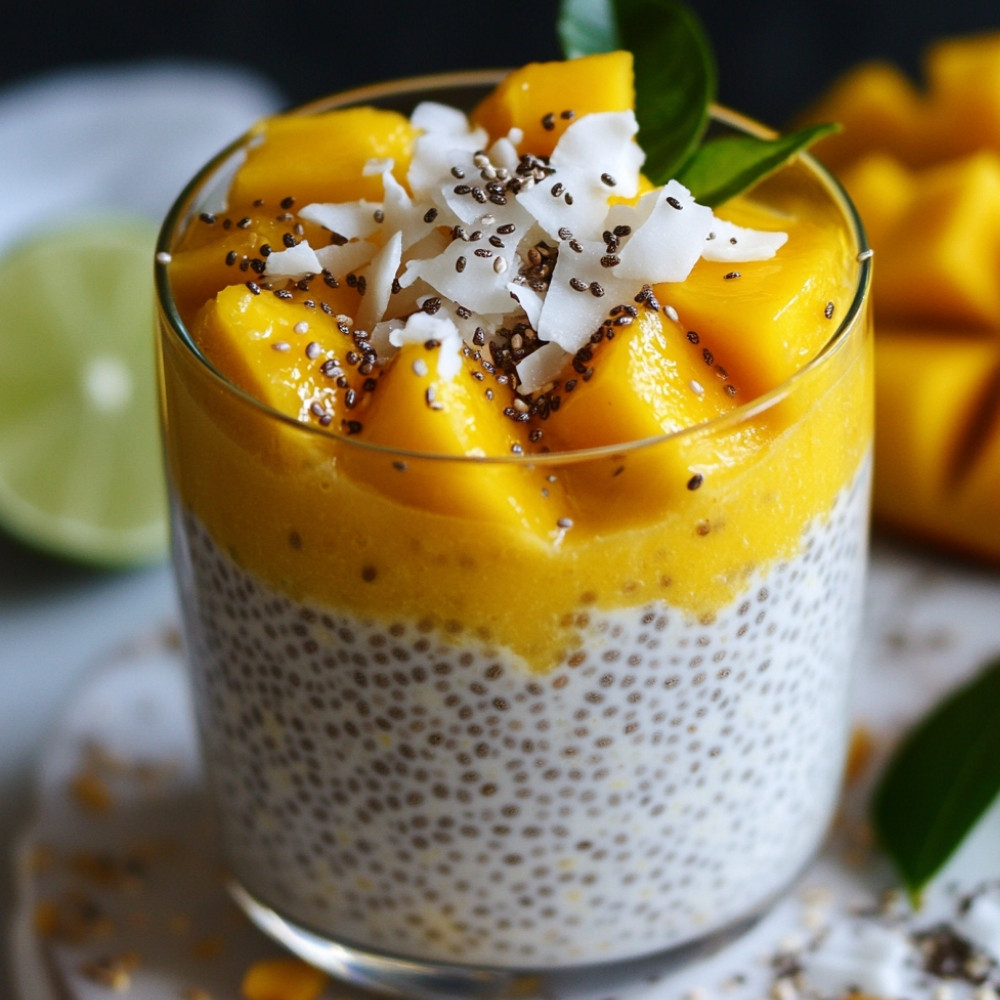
left=155, top=68, right=872, bottom=468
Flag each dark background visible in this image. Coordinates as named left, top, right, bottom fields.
left=3, top=0, right=1000, bottom=129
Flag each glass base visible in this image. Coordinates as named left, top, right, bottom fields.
left=229, top=880, right=777, bottom=1000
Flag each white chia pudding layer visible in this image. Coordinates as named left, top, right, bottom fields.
left=173, top=459, right=870, bottom=969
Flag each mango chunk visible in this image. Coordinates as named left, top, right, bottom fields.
left=191, top=284, right=362, bottom=427
left=546, top=307, right=741, bottom=448
left=169, top=207, right=331, bottom=325
left=924, top=32, right=1000, bottom=162
left=873, top=329, right=1000, bottom=550
left=875, top=153, right=1000, bottom=329
left=472, top=51, right=634, bottom=155
left=798, top=61, right=923, bottom=171
left=342, top=343, right=559, bottom=532
left=241, top=957, right=326, bottom=1000
left=837, top=153, right=916, bottom=250
left=542, top=305, right=762, bottom=525
left=229, top=107, right=418, bottom=208
left=655, top=200, right=854, bottom=401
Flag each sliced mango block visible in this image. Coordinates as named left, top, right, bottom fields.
left=656, top=201, right=854, bottom=402
left=472, top=51, right=634, bottom=155
left=837, top=153, right=916, bottom=250
left=797, top=61, right=923, bottom=171
left=546, top=307, right=741, bottom=448
left=169, top=208, right=331, bottom=325
left=342, top=343, right=559, bottom=533
left=191, top=283, right=362, bottom=427
left=924, top=32, right=1000, bottom=163
left=873, top=328, right=998, bottom=541
left=228, top=107, right=418, bottom=208
left=542, top=307, right=766, bottom=525
left=875, top=153, right=1000, bottom=329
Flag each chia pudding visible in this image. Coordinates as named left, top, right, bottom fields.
left=174, top=454, right=869, bottom=967
left=156, top=53, right=873, bottom=993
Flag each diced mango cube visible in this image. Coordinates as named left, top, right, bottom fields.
left=229, top=107, right=418, bottom=207
left=543, top=307, right=764, bottom=524
left=875, top=152, right=1000, bottom=329
left=838, top=153, right=916, bottom=250
left=169, top=208, right=330, bottom=325
left=924, top=32, right=1000, bottom=162
left=192, top=284, right=362, bottom=427
left=342, top=343, right=558, bottom=532
left=873, top=328, right=997, bottom=535
left=796, top=61, right=923, bottom=171
left=656, top=201, right=854, bottom=401
left=472, top=51, right=634, bottom=155
left=546, top=307, right=741, bottom=448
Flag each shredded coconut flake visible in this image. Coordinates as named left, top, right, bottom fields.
left=314, top=239, right=378, bottom=277
left=263, top=240, right=322, bottom=280
left=274, top=94, right=788, bottom=387
left=389, top=311, right=463, bottom=380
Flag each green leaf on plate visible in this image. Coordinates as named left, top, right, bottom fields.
left=676, top=122, right=840, bottom=207
left=872, top=654, right=1000, bottom=905
left=557, top=0, right=621, bottom=57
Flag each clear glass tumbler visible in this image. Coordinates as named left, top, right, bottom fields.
left=156, top=71, right=873, bottom=1000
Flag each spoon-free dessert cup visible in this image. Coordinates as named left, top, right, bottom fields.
left=156, top=68, right=872, bottom=1000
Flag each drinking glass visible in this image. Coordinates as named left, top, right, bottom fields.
left=156, top=71, right=873, bottom=1000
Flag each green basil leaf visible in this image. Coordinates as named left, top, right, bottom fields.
left=872, top=654, right=1000, bottom=904
left=558, top=0, right=621, bottom=58
left=676, top=122, right=840, bottom=207
left=616, top=0, right=716, bottom=184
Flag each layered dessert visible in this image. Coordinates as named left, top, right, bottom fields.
left=157, top=53, right=872, bottom=974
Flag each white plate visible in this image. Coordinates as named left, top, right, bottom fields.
left=9, top=541, right=1000, bottom=1000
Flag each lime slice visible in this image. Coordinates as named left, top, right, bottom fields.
left=0, top=216, right=168, bottom=566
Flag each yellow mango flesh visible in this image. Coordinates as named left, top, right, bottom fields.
left=802, top=61, right=923, bottom=172
left=836, top=154, right=916, bottom=250
left=874, top=330, right=1000, bottom=561
left=168, top=207, right=332, bottom=326
left=924, top=33, right=1000, bottom=162
left=229, top=107, right=418, bottom=208
left=191, top=284, right=363, bottom=428
left=800, top=30, right=1000, bottom=563
left=545, top=308, right=740, bottom=448
left=472, top=51, right=634, bottom=154
left=656, top=198, right=855, bottom=402
left=541, top=306, right=766, bottom=528
left=341, top=343, right=560, bottom=533
left=874, top=153, right=1000, bottom=329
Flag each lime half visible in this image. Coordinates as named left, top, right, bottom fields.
left=0, top=216, right=168, bottom=566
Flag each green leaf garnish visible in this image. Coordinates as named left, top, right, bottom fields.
left=616, top=0, right=715, bottom=185
left=872, top=654, right=1000, bottom=905
left=557, top=0, right=621, bottom=58
left=556, top=0, right=835, bottom=203
left=676, top=123, right=841, bottom=207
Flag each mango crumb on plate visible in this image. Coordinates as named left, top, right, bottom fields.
left=241, top=957, right=328, bottom=1000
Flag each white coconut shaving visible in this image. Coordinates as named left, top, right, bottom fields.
left=262, top=96, right=787, bottom=395
left=388, top=310, right=464, bottom=380
left=263, top=240, right=322, bottom=280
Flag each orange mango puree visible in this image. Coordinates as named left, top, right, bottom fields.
left=159, top=56, right=871, bottom=671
